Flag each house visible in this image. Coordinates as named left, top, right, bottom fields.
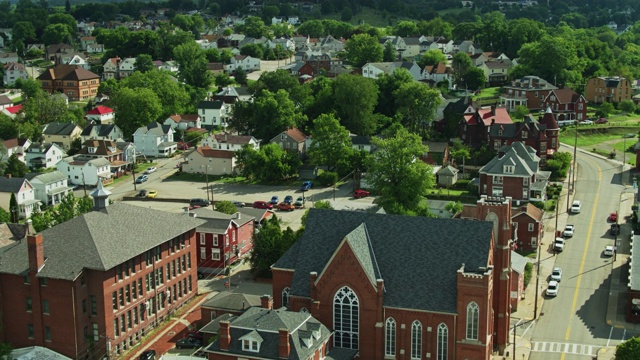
left=272, top=196, right=516, bottom=359
left=291, top=36, right=309, bottom=50
left=488, top=108, right=560, bottom=164
left=65, top=54, right=90, bottom=70
left=316, top=35, right=345, bottom=53
left=1, top=138, right=31, bottom=162
left=460, top=105, right=513, bottom=148
left=361, top=61, right=422, bottom=81
left=207, top=300, right=346, bottom=360
left=270, top=128, right=308, bottom=154
left=542, top=87, right=588, bottom=121
left=585, top=76, right=632, bottom=104
left=422, top=62, right=454, bottom=88
left=511, top=203, right=544, bottom=253
left=182, top=146, right=236, bottom=176
left=116, top=141, right=137, bottom=163
left=44, top=43, right=73, bottom=60
left=197, top=100, right=229, bottom=129
left=0, top=186, right=205, bottom=359
left=56, top=156, right=112, bottom=186
left=24, top=143, right=66, bottom=171
left=421, top=141, right=450, bottom=166
left=50, top=92, right=68, bottom=106
left=189, top=208, right=254, bottom=274
left=479, top=60, right=511, bottom=86
left=74, top=139, right=130, bottom=177
left=200, top=292, right=261, bottom=323
left=79, top=35, right=96, bottom=49
left=349, top=134, right=374, bottom=153
left=85, top=105, right=115, bottom=125
left=10, top=346, right=73, bottom=360
left=201, top=133, right=260, bottom=152
left=42, top=122, right=82, bottom=151
left=271, top=37, right=295, bottom=52
left=77, top=21, right=95, bottom=36
left=510, top=251, right=528, bottom=311
left=0, top=51, right=19, bottom=64
left=478, top=141, right=550, bottom=202
left=437, top=165, right=459, bottom=186
left=3, top=62, right=27, bottom=86
left=161, top=60, right=179, bottom=73
left=196, top=39, right=218, bottom=50
left=86, top=43, right=105, bottom=53
left=500, top=76, right=557, bottom=112
left=378, top=35, right=407, bottom=56
left=1, top=104, right=22, bottom=118
left=80, top=124, right=124, bottom=143
left=213, top=86, right=252, bottom=105
left=403, top=37, right=422, bottom=59
left=0, top=176, right=41, bottom=218
left=103, top=57, right=136, bottom=80
left=38, top=65, right=100, bottom=101
left=133, top=122, right=176, bottom=158
left=0, top=94, right=12, bottom=110
left=53, top=49, right=84, bottom=66
left=25, top=170, right=73, bottom=206
left=207, top=62, right=225, bottom=75
left=426, top=199, right=458, bottom=218
left=163, top=114, right=202, bottom=131
left=225, top=55, right=260, bottom=73
left=454, top=40, right=479, bottom=54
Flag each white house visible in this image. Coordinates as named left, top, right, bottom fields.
left=201, top=133, right=260, bottom=152
left=182, top=146, right=236, bottom=176
left=0, top=95, right=11, bottom=110
left=422, top=62, right=454, bottom=88
left=0, top=176, right=40, bottom=218
left=197, top=100, right=229, bottom=129
left=163, top=114, right=202, bottom=131
left=196, top=39, right=218, bottom=50
left=1, top=138, right=31, bottom=163
left=67, top=54, right=91, bottom=69
left=161, top=61, right=179, bottom=72
left=3, top=62, right=27, bottom=86
left=85, top=105, right=115, bottom=125
left=118, top=57, right=136, bottom=78
left=225, top=55, right=260, bottom=73
left=270, top=38, right=295, bottom=52
left=133, top=122, right=177, bottom=157
left=25, top=170, right=73, bottom=206
left=80, top=124, right=124, bottom=142
left=362, top=61, right=422, bottom=81
left=87, top=43, right=105, bottom=53
left=24, top=143, right=66, bottom=171
left=56, top=156, right=111, bottom=186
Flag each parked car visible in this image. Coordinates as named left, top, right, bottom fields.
left=610, top=224, right=621, bottom=236
left=233, top=201, right=246, bottom=207
left=608, top=212, right=618, bottom=222
left=139, top=350, right=156, bottom=360
left=580, top=119, right=594, bottom=125
left=190, top=198, right=210, bottom=208
left=546, top=280, right=559, bottom=297
left=186, top=330, right=204, bottom=340
left=147, top=190, right=158, bottom=198
left=144, top=166, right=157, bottom=174
left=354, top=189, right=370, bottom=198
left=603, top=245, right=615, bottom=257
left=300, top=181, right=313, bottom=191
left=562, top=225, right=575, bottom=238
left=294, top=196, right=305, bottom=208
left=175, top=337, right=202, bottom=349
left=284, top=195, right=294, bottom=204
left=570, top=200, right=581, bottom=214
left=554, top=237, right=565, bottom=252
left=624, top=133, right=637, bottom=138
left=135, top=175, right=148, bottom=184
left=137, top=189, right=148, bottom=197
left=278, top=202, right=295, bottom=211
left=595, top=117, right=608, bottom=124
left=550, top=267, right=562, bottom=282
left=253, top=201, right=273, bottom=210
left=177, top=142, right=191, bottom=150
left=269, top=195, right=279, bottom=205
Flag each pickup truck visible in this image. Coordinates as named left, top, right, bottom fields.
left=563, top=225, right=575, bottom=238
left=554, top=237, right=565, bottom=252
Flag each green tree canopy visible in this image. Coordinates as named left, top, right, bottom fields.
left=215, top=200, right=238, bottom=215
left=173, top=41, right=213, bottom=89
left=119, top=70, right=190, bottom=118
left=235, top=143, right=301, bottom=183
left=344, top=33, right=383, bottom=68
left=134, top=54, right=154, bottom=73
left=5, top=154, right=27, bottom=178
left=333, top=74, right=379, bottom=135
left=418, top=49, right=447, bottom=68
left=307, top=114, right=352, bottom=171
left=616, top=336, right=640, bottom=360
left=394, top=82, right=442, bottom=136
left=112, top=87, right=162, bottom=138
left=42, top=23, right=74, bottom=45
left=249, top=216, right=298, bottom=277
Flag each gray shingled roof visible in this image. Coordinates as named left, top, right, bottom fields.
left=190, top=208, right=254, bottom=233
left=0, top=177, right=28, bottom=193
left=25, top=171, right=67, bottom=183
left=479, top=142, right=539, bottom=177
left=630, top=234, right=640, bottom=291
left=202, top=292, right=261, bottom=312
left=273, top=209, right=493, bottom=313
left=0, top=203, right=206, bottom=280
left=43, top=122, right=78, bottom=136
left=511, top=251, right=528, bottom=274
left=197, top=100, right=224, bottom=110
left=81, top=124, right=118, bottom=137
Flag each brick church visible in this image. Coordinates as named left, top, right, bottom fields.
left=272, top=196, right=515, bottom=360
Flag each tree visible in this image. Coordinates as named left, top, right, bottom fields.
left=394, top=20, right=418, bottom=37
left=42, top=23, right=73, bottom=45
left=382, top=41, right=396, bottom=62
left=620, top=100, right=636, bottom=113
left=344, top=33, right=383, bottom=68
left=418, top=49, right=447, bottom=68
left=297, top=20, right=325, bottom=38
left=113, top=87, right=162, bottom=138
left=515, top=35, right=580, bottom=86
left=47, top=13, right=77, bottom=35
left=451, top=52, right=474, bottom=88
left=9, top=193, right=18, bottom=223
left=616, top=336, right=640, bottom=360
left=214, top=73, right=233, bottom=87
left=173, top=41, right=213, bottom=89
left=240, top=43, right=264, bottom=59
left=249, top=216, right=298, bottom=277
left=512, top=105, right=530, bottom=119
left=596, top=102, right=615, bottom=118
left=465, top=66, right=487, bottom=90
left=134, top=54, right=154, bottom=73
left=251, top=69, right=310, bottom=107
left=333, top=74, right=379, bottom=135
left=375, top=68, right=414, bottom=117
left=235, top=143, right=301, bottom=182
left=5, top=154, right=27, bottom=178
left=119, top=70, right=190, bottom=118
left=367, top=128, right=434, bottom=214
left=234, top=66, right=247, bottom=86
left=394, top=82, right=442, bottom=135
left=65, top=0, right=70, bottom=12
left=215, top=200, right=238, bottom=215
left=340, top=6, right=352, bottom=22
left=12, top=21, right=36, bottom=44
left=0, top=206, right=10, bottom=223
left=307, top=114, right=352, bottom=171
left=445, top=201, right=463, bottom=215
left=21, top=89, right=69, bottom=124
left=242, top=16, right=266, bottom=38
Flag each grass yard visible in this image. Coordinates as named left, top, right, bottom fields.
left=473, top=87, right=501, bottom=99
left=559, top=128, right=639, bottom=147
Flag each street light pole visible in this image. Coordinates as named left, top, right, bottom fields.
left=572, top=122, right=578, bottom=193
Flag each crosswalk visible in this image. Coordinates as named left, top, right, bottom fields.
left=531, top=342, right=597, bottom=356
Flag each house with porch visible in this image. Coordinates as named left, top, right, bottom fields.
left=500, top=76, right=557, bottom=112
left=542, top=87, right=588, bottom=122
left=197, top=100, right=229, bottom=129
left=24, top=143, right=66, bottom=171
left=133, top=122, right=177, bottom=158
left=42, top=122, right=82, bottom=151
left=56, top=156, right=112, bottom=186
left=25, top=171, right=73, bottom=206
left=225, top=55, right=260, bottom=73
left=0, top=176, right=41, bottom=218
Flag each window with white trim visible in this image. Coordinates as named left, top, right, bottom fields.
left=333, top=286, right=359, bottom=349
left=528, top=223, right=534, bottom=231
left=211, top=248, right=221, bottom=261
left=242, top=339, right=260, bottom=352
left=200, top=247, right=206, bottom=260
left=199, top=233, right=205, bottom=245
left=385, top=317, right=396, bottom=356
left=493, top=176, right=503, bottom=184
left=411, top=321, right=422, bottom=359
left=466, top=302, right=479, bottom=340
left=437, top=323, right=448, bottom=360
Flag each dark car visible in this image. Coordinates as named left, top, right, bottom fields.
left=139, top=350, right=156, bottom=360
left=284, top=195, right=294, bottom=204
left=135, top=175, right=148, bottom=184
left=300, top=181, right=313, bottom=191
left=190, top=198, right=210, bottom=208
left=175, top=336, right=203, bottom=349
left=610, top=224, right=621, bottom=236
left=269, top=195, right=279, bottom=204
left=137, top=189, right=148, bottom=197
left=595, top=117, right=608, bottom=124
left=253, top=201, right=273, bottom=210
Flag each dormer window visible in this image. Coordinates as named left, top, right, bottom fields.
left=108, top=147, right=116, bottom=152
left=521, top=131, right=527, bottom=139
left=88, top=147, right=97, bottom=153
left=503, top=165, right=514, bottom=174
left=498, top=129, right=503, bottom=136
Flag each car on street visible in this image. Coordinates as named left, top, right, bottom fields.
left=190, top=198, right=210, bottom=208
left=554, top=237, right=565, bottom=252
left=550, top=267, right=562, bottom=282
left=610, top=224, right=621, bottom=236
left=284, top=195, right=294, bottom=204
left=135, top=175, right=148, bottom=184
left=270, top=195, right=279, bottom=204
left=253, top=201, right=273, bottom=210
left=294, top=196, right=305, bottom=208
left=546, top=280, right=559, bottom=297
left=139, top=350, right=156, bottom=360
left=233, top=201, right=245, bottom=207
left=300, top=181, right=313, bottom=191
left=354, top=189, right=370, bottom=198
left=609, top=212, right=618, bottom=222
left=595, top=117, right=608, bottom=124
left=580, top=119, right=594, bottom=125
left=137, top=189, right=148, bottom=197
left=147, top=190, right=158, bottom=198
left=570, top=200, right=581, bottom=214
left=563, top=225, right=575, bottom=238
left=604, top=245, right=615, bottom=257
left=277, top=202, right=295, bottom=211
left=144, top=166, right=157, bottom=174
left=175, top=336, right=202, bottom=349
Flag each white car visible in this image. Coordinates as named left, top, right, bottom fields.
left=563, top=225, right=575, bottom=238
left=554, top=237, right=565, bottom=252
left=144, top=166, right=157, bottom=174
left=570, top=200, right=581, bottom=214
left=604, top=245, right=615, bottom=257
left=550, top=267, right=562, bottom=282
left=546, top=280, right=559, bottom=297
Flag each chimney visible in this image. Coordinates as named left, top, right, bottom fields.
left=278, top=328, right=290, bottom=358
left=491, top=105, right=496, bottom=115
left=27, top=233, right=44, bottom=274
left=219, top=321, right=231, bottom=351
left=5, top=174, right=10, bottom=179
left=261, top=294, right=272, bottom=309
left=235, top=212, right=241, bottom=220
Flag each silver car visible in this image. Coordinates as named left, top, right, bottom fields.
left=550, top=267, right=562, bottom=282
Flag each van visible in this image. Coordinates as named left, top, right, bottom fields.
left=554, top=237, right=565, bottom=252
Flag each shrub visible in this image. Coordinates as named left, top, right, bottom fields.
left=317, top=171, right=338, bottom=187
left=524, top=263, right=533, bottom=287
left=453, top=179, right=471, bottom=189
left=531, top=201, right=545, bottom=210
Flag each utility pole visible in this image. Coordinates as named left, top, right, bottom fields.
left=534, top=240, right=541, bottom=319
left=572, top=122, right=578, bottom=193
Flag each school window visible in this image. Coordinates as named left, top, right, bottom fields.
left=26, top=297, right=32, bottom=312
left=45, top=326, right=52, bottom=341
left=528, top=223, right=534, bottom=232
left=200, top=233, right=205, bottom=245
left=43, top=300, right=50, bottom=314
left=91, top=295, right=97, bottom=315
left=28, top=324, right=34, bottom=339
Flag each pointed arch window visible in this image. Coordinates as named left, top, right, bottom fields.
left=437, top=323, right=448, bottom=360
left=333, top=286, right=359, bottom=349
left=466, top=302, right=479, bottom=340
left=411, top=321, right=422, bottom=359
left=282, top=287, right=290, bottom=309
left=385, top=317, right=396, bottom=356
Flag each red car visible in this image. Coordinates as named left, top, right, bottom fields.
left=277, top=202, right=295, bottom=211
left=609, top=212, right=618, bottom=222
left=177, top=142, right=191, bottom=150
left=353, top=189, right=370, bottom=198
left=253, top=201, right=273, bottom=210
left=595, top=118, right=608, bottom=124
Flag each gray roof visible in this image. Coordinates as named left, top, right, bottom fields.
left=479, top=142, right=539, bottom=177
left=0, top=177, right=29, bottom=193
left=630, top=234, right=640, bottom=291
left=25, top=171, right=67, bottom=184
left=81, top=124, right=119, bottom=137
left=438, top=165, right=459, bottom=176
left=136, top=122, right=171, bottom=136
left=190, top=208, right=254, bottom=233
left=273, top=209, right=493, bottom=313
left=202, top=292, right=261, bottom=312
left=197, top=100, right=224, bottom=110
left=511, top=251, right=528, bottom=274
left=200, top=313, right=234, bottom=334
left=43, top=122, right=78, bottom=136
left=0, top=203, right=206, bottom=280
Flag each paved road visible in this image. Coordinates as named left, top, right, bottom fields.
left=529, top=146, right=640, bottom=359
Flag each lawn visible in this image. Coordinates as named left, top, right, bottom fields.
left=472, top=87, right=501, bottom=99
left=559, top=128, right=639, bottom=147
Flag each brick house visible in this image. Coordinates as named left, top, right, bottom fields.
left=0, top=186, right=206, bottom=359
left=76, top=139, right=130, bottom=177
left=511, top=203, right=544, bottom=252
left=478, top=142, right=550, bottom=203
left=271, top=196, right=516, bottom=359
left=585, top=76, right=632, bottom=104
left=188, top=208, right=254, bottom=275
left=542, top=87, right=588, bottom=121
left=488, top=108, right=560, bottom=165
left=269, top=128, right=309, bottom=154
left=38, top=65, right=100, bottom=101
left=459, top=105, right=513, bottom=148
left=500, top=76, right=557, bottom=112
